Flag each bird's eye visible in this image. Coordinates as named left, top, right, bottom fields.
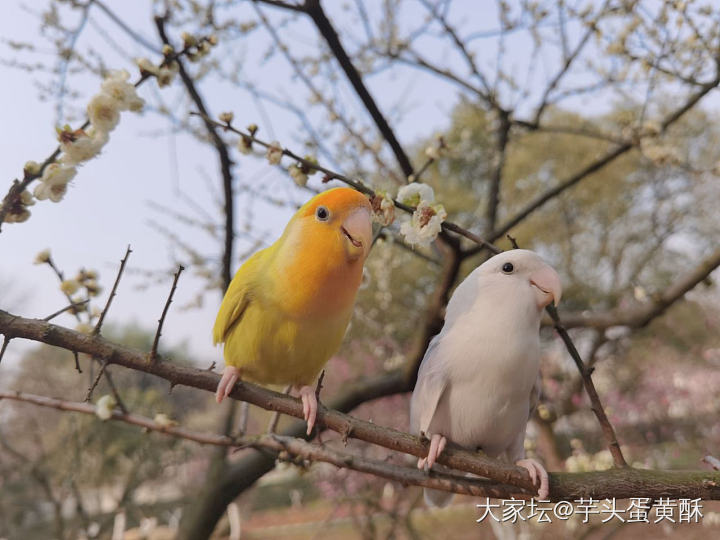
left=315, top=205, right=330, bottom=221
left=501, top=262, right=514, bottom=274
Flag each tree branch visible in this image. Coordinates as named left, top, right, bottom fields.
left=555, top=248, right=720, bottom=330
left=0, top=390, right=532, bottom=499
left=283, top=0, right=416, bottom=178
left=192, top=112, right=500, bottom=254
left=2, top=310, right=720, bottom=501
left=149, top=264, right=184, bottom=361
left=155, top=16, right=235, bottom=291
left=93, top=245, right=131, bottom=335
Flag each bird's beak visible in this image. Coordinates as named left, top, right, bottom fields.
left=529, top=265, right=562, bottom=308
left=341, top=207, right=372, bottom=261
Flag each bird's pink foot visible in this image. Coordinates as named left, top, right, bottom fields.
left=298, top=385, right=318, bottom=436
left=216, top=366, right=240, bottom=404
left=417, top=433, right=447, bottom=470
left=516, top=458, right=549, bottom=499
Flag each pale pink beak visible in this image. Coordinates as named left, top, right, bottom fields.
left=529, top=265, right=562, bottom=308
left=341, top=207, right=372, bottom=260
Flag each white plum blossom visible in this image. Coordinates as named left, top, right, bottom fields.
left=33, top=249, right=51, bottom=264
left=399, top=200, right=447, bottom=248
left=4, top=208, right=30, bottom=223
left=154, top=413, right=178, bottom=428
left=34, top=181, right=68, bottom=203
left=59, top=128, right=109, bottom=166
left=75, top=323, right=93, bottom=335
left=34, top=163, right=77, bottom=202
left=100, top=69, right=144, bottom=112
left=136, top=57, right=157, bottom=75
left=87, top=92, right=121, bottom=133
left=156, top=62, right=179, bottom=87
left=237, top=135, right=252, bottom=154
left=19, top=189, right=34, bottom=207
left=266, top=141, right=283, bottom=165
left=24, top=160, right=42, bottom=176
left=371, top=191, right=395, bottom=226
left=397, top=182, right=435, bottom=207
left=95, top=395, right=116, bottom=421
left=396, top=182, right=445, bottom=246
left=288, top=164, right=308, bottom=186
left=60, top=279, right=81, bottom=295
left=40, top=162, right=77, bottom=185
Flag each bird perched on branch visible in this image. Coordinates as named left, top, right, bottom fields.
left=213, top=187, right=372, bottom=435
left=410, top=249, right=561, bottom=505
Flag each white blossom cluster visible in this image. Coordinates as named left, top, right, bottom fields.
left=396, top=182, right=447, bottom=248
left=136, top=57, right=180, bottom=88
left=40, top=69, right=144, bottom=203
left=4, top=69, right=146, bottom=225
left=4, top=33, right=220, bottom=224
left=95, top=395, right=116, bottom=420
left=564, top=438, right=615, bottom=472
left=248, top=132, right=319, bottom=187
left=33, top=248, right=103, bottom=333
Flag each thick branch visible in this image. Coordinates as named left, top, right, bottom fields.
left=2, top=311, right=720, bottom=500
left=0, top=309, right=536, bottom=492
left=296, top=0, right=415, bottom=178
left=155, top=16, right=235, bottom=290
left=194, top=113, right=500, bottom=254
left=556, top=248, right=720, bottom=329
left=0, top=391, right=529, bottom=499
left=485, top=109, right=510, bottom=232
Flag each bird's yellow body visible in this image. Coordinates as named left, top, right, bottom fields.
left=213, top=188, right=372, bottom=388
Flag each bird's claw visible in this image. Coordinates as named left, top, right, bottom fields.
left=516, top=458, right=549, bottom=499
left=417, top=433, right=447, bottom=470
left=216, top=366, right=240, bottom=404
left=299, top=385, right=317, bottom=436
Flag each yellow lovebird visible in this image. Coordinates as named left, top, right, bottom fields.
left=213, top=187, right=372, bottom=434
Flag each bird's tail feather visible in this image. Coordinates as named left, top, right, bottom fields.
left=424, top=488, right=454, bottom=507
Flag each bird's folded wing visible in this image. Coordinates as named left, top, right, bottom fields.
left=212, top=249, right=265, bottom=345
left=409, top=334, right=449, bottom=435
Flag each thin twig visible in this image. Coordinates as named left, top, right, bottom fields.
left=94, top=245, right=132, bottom=336
left=267, top=385, right=292, bottom=434
left=191, top=112, right=500, bottom=254
left=302, top=0, right=415, bottom=178
left=546, top=304, right=627, bottom=468
left=150, top=264, right=185, bottom=361
left=155, top=16, right=235, bottom=291
left=84, top=360, right=108, bottom=403
left=43, top=300, right=90, bottom=322
left=0, top=336, right=9, bottom=365
left=0, top=40, right=212, bottom=230
left=73, top=351, right=82, bottom=374
left=0, top=390, right=531, bottom=499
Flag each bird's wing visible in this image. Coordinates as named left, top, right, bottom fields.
left=528, top=374, right=541, bottom=419
left=506, top=375, right=541, bottom=462
left=212, top=249, right=266, bottom=345
left=409, top=333, right=449, bottom=435
left=409, top=270, right=481, bottom=435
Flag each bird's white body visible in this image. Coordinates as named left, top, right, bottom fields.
left=410, top=250, right=561, bottom=505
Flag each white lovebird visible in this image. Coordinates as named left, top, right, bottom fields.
left=410, top=249, right=562, bottom=506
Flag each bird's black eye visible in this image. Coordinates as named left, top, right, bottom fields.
left=315, top=205, right=330, bottom=221
left=502, top=262, right=514, bottom=274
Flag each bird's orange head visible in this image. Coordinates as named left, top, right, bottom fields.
left=288, top=187, right=373, bottom=263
